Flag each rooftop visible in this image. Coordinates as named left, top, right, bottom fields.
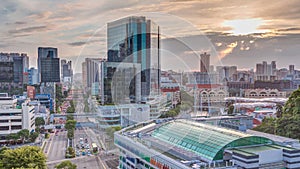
left=246, top=129, right=300, bottom=145
left=118, top=119, right=274, bottom=162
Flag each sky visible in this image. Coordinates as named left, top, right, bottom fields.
left=1, top=0, right=300, bottom=73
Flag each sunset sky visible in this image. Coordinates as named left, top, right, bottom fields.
left=1, top=0, right=300, bottom=72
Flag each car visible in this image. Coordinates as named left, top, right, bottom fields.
left=87, top=152, right=91, bottom=156
left=82, top=151, right=86, bottom=156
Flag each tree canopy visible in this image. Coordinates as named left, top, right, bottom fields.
left=35, top=117, right=45, bottom=127
left=0, top=146, right=46, bottom=169
left=254, top=88, right=300, bottom=139
left=55, top=160, right=77, bottom=169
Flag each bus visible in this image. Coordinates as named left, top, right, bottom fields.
left=92, top=143, right=98, bottom=154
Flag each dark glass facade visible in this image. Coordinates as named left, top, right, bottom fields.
left=0, top=62, right=13, bottom=82
left=40, top=58, right=60, bottom=82
left=38, top=47, right=60, bottom=83
left=0, top=53, right=29, bottom=84
left=107, top=16, right=160, bottom=100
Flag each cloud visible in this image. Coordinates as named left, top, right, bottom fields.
left=68, top=42, right=86, bottom=47
left=218, top=42, right=237, bottom=60
left=8, top=25, right=49, bottom=34
left=1, top=0, right=300, bottom=72
left=68, top=39, right=101, bottom=47
left=15, top=21, right=27, bottom=25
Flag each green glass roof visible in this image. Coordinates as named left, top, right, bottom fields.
left=152, top=120, right=273, bottom=161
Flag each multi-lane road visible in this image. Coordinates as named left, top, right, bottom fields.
left=47, top=127, right=108, bottom=169
left=46, top=130, right=67, bottom=162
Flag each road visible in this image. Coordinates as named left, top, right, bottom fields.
left=46, top=130, right=68, bottom=162
left=47, top=90, right=118, bottom=169
left=47, top=128, right=108, bottom=169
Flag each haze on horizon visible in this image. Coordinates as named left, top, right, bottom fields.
left=1, top=0, right=300, bottom=73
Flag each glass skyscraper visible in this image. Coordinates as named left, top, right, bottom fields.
left=107, top=16, right=160, bottom=101
left=38, top=47, right=60, bottom=83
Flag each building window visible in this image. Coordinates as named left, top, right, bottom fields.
left=0, top=126, right=9, bottom=131
left=11, top=119, right=22, bottom=122
left=11, top=125, right=22, bottom=130
left=0, top=120, right=9, bottom=123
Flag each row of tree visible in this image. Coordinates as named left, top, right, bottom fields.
left=159, top=90, right=193, bottom=118
left=65, top=115, right=77, bottom=158
left=254, top=88, right=300, bottom=140
left=5, top=129, right=39, bottom=144
left=65, top=115, right=76, bottom=139
left=66, top=100, right=76, bottom=113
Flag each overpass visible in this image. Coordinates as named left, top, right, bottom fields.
left=45, top=122, right=97, bottom=129
left=52, top=113, right=98, bottom=118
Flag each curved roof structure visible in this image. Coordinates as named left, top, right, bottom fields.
left=152, top=120, right=273, bottom=161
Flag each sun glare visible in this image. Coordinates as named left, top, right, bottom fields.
left=223, top=18, right=268, bottom=35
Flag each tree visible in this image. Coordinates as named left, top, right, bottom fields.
left=254, top=88, right=300, bottom=139
left=276, top=103, right=283, bottom=118
left=0, top=147, right=9, bottom=168
left=66, top=115, right=74, bottom=121
left=17, top=129, right=30, bottom=142
left=55, top=160, right=77, bottom=169
left=35, top=117, right=45, bottom=127
left=29, top=132, right=39, bottom=142
left=227, top=104, right=235, bottom=115
left=6, top=133, right=20, bottom=144
left=66, top=106, right=75, bottom=113
left=67, top=129, right=74, bottom=139
left=65, top=120, right=77, bottom=131
left=1, top=146, right=46, bottom=169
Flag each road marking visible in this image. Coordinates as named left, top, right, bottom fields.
left=45, top=134, right=53, bottom=156
left=96, top=156, right=107, bottom=169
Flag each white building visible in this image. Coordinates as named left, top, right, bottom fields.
left=0, top=95, right=35, bottom=142
left=244, top=89, right=286, bottom=98
left=96, top=104, right=150, bottom=128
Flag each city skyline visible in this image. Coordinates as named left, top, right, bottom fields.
left=1, top=0, right=300, bottom=72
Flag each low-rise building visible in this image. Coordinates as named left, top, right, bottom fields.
left=244, top=89, right=286, bottom=98
left=115, top=119, right=300, bottom=169
left=34, top=94, right=53, bottom=111
left=96, top=104, right=150, bottom=128
left=0, top=95, right=35, bottom=142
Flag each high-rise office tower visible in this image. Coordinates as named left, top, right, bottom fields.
left=200, top=52, right=210, bottom=73
left=271, top=61, right=276, bottom=74
left=84, top=58, right=102, bottom=88
left=38, top=47, right=60, bottom=82
left=256, top=61, right=277, bottom=81
left=256, top=63, right=263, bottom=74
left=61, top=59, right=73, bottom=82
left=28, top=67, right=39, bottom=85
left=82, top=62, right=87, bottom=88
left=289, top=65, right=295, bottom=75
left=0, top=53, right=29, bottom=85
left=107, top=16, right=160, bottom=100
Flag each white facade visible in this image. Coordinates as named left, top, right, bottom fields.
left=244, top=89, right=286, bottom=98
left=146, top=94, right=170, bottom=119
left=96, top=104, right=150, bottom=128
left=0, top=98, right=35, bottom=142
